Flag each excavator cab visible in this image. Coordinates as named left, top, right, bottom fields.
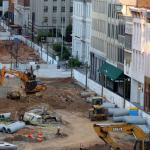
left=133, top=140, right=150, bottom=150
left=89, top=105, right=107, bottom=121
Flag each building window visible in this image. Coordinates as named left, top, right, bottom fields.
left=44, top=0, right=48, bottom=1
left=52, top=17, right=57, bottom=24
left=70, top=7, right=73, bottom=12
left=0, top=0, right=2, bottom=6
left=125, top=34, right=132, bottom=50
left=61, top=7, right=65, bottom=12
left=53, top=6, right=57, bottom=12
left=61, top=17, right=65, bottom=23
left=43, top=17, right=48, bottom=23
left=44, top=6, right=48, bottom=12
left=118, top=47, right=124, bottom=64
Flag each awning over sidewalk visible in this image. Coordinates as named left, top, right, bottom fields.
left=99, top=62, right=123, bottom=81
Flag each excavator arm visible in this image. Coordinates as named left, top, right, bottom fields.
left=93, top=123, right=149, bottom=150
left=0, top=67, right=28, bottom=84
left=0, top=67, right=46, bottom=93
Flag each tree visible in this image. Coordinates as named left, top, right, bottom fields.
left=65, top=24, right=72, bottom=42
left=53, top=43, right=70, bottom=60
left=36, top=31, right=48, bottom=43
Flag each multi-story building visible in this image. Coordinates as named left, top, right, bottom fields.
left=14, top=0, right=30, bottom=29
left=90, top=0, right=136, bottom=99
left=127, top=6, right=150, bottom=111
left=29, top=0, right=73, bottom=35
left=72, top=0, right=92, bottom=63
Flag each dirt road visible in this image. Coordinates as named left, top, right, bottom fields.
left=23, top=110, right=101, bottom=150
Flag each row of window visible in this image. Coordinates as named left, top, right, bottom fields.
left=44, top=0, right=65, bottom=1
left=91, top=36, right=104, bottom=53
left=93, top=0, right=106, bottom=14
left=43, top=16, right=65, bottom=23
left=43, top=6, right=72, bottom=13
left=92, top=18, right=106, bottom=34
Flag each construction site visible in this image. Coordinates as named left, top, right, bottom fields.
left=0, top=40, right=149, bottom=150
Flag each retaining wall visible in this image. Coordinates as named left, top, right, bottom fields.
left=73, top=69, right=150, bottom=123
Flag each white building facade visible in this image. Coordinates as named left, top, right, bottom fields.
left=29, top=0, right=72, bottom=34
left=129, top=7, right=150, bottom=111
left=72, top=0, right=92, bottom=63
left=14, top=0, right=30, bottom=29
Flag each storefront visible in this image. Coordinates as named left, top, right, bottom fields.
left=99, top=62, right=130, bottom=100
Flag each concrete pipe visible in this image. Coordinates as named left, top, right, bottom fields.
left=0, top=124, right=6, bottom=132
left=6, top=121, right=25, bottom=134
left=2, top=126, right=7, bottom=133
left=0, top=113, right=11, bottom=119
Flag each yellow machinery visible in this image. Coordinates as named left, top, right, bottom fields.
left=0, top=66, right=47, bottom=94
left=93, top=123, right=150, bottom=150
left=89, top=105, right=107, bottom=121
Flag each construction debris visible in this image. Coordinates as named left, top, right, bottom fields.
left=80, top=91, right=97, bottom=98
left=0, top=141, right=17, bottom=150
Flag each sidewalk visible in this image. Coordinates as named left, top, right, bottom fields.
left=34, top=64, right=71, bottom=78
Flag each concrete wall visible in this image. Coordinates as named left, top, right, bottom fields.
left=14, top=35, right=57, bottom=65
left=73, top=69, right=150, bottom=123
left=0, top=31, right=10, bottom=38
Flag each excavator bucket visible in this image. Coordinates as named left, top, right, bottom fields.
left=25, top=80, right=37, bottom=93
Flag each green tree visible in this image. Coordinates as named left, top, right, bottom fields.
left=36, top=31, right=48, bottom=43
left=53, top=44, right=70, bottom=60
left=68, top=58, right=81, bottom=68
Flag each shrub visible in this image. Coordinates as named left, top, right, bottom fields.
left=68, top=58, right=81, bottom=68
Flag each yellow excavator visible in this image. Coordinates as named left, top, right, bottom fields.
left=93, top=123, right=150, bottom=150
left=0, top=66, right=47, bottom=94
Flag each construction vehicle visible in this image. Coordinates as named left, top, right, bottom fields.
left=0, top=66, right=47, bottom=94
left=89, top=105, right=107, bottom=121
left=86, top=96, right=104, bottom=105
left=93, top=123, right=150, bottom=150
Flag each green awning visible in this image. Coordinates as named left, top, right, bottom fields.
left=99, top=62, right=123, bottom=81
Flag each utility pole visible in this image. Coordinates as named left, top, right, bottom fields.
left=41, top=41, right=43, bottom=59
left=70, top=57, right=73, bottom=78
left=32, top=12, right=35, bottom=42
left=61, top=20, right=64, bottom=60
left=85, top=62, right=88, bottom=90
left=123, top=78, right=126, bottom=108
left=47, top=42, right=48, bottom=63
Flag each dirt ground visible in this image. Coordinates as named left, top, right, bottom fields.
left=0, top=40, right=43, bottom=63
left=0, top=78, right=134, bottom=150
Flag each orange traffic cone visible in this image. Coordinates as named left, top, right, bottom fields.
left=28, top=133, right=34, bottom=139
left=37, top=132, right=43, bottom=142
